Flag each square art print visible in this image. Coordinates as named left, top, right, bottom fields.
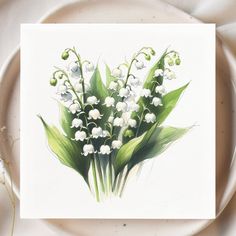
left=21, top=24, right=215, bottom=219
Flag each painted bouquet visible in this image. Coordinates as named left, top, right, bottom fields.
left=39, top=46, right=189, bottom=201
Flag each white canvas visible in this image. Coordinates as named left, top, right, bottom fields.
left=20, top=24, right=215, bottom=219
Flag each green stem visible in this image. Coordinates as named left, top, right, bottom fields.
left=95, top=155, right=106, bottom=193
left=114, top=170, right=124, bottom=195
left=108, top=155, right=113, bottom=193
left=91, top=157, right=100, bottom=201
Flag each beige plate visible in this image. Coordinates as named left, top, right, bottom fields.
left=0, top=0, right=236, bottom=235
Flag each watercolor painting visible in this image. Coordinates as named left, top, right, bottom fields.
left=21, top=24, right=215, bottom=219
left=38, top=46, right=189, bottom=201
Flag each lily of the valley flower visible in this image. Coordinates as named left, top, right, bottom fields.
left=141, top=88, right=152, bottom=98
left=57, top=84, right=67, bottom=94
left=128, top=102, right=140, bottom=112
left=99, top=145, right=111, bottom=155
left=83, top=144, right=95, bottom=156
left=128, top=119, right=137, bottom=128
left=163, top=69, right=176, bottom=80
left=112, top=140, right=122, bottom=149
left=104, top=96, right=115, bottom=107
left=109, top=81, right=119, bottom=90
left=91, top=127, right=103, bottom=138
left=69, top=103, right=81, bottom=114
left=87, top=96, right=99, bottom=105
left=108, top=116, right=114, bottom=123
left=102, top=130, right=110, bottom=137
left=71, top=118, right=83, bottom=128
left=60, top=92, right=72, bottom=102
left=88, top=109, right=102, bottom=120
left=151, top=97, right=163, bottom=107
left=70, top=63, right=81, bottom=78
left=135, top=60, right=145, bottom=70
left=113, top=117, right=124, bottom=127
left=119, top=87, right=130, bottom=98
left=155, top=85, right=166, bottom=95
left=112, top=68, right=122, bottom=78
left=154, top=69, right=164, bottom=77
left=74, top=82, right=90, bottom=93
left=75, top=130, right=87, bottom=141
left=116, top=102, right=127, bottom=112
left=85, top=62, right=94, bottom=72
left=128, top=76, right=141, bottom=87
left=144, top=113, right=156, bottom=123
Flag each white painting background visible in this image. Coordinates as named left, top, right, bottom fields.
left=20, top=24, right=215, bottom=219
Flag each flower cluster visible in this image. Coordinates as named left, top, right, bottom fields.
left=49, top=47, right=181, bottom=158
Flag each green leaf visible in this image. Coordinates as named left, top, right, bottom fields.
left=90, top=67, right=111, bottom=128
left=137, top=83, right=189, bottom=135
left=38, top=115, right=90, bottom=183
left=105, top=64, right=116, bottom=87
left=113, top=124, right=157, bottom=176
left=59, top=102, right=77, bottom=138
left=129, top=126, right=189, bottom=170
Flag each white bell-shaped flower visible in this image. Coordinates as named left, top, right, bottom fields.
left=83, top=144, right=95, bottom=156
left=74, top=82, right=90, bottom=93
left=116, top=102, right=127, bottom=112
left=128, top=102, right=140, bottom=112
left=69, top=103, right=81, bottom=114
left=71, top=118, right=83, bottom=128
left=128, top=76, right=141, bottom=87
left=112, top=140, right=122, bottom=149
left=154, top=69, right=164, bottom=77
left=112, top=68, right=122, bottom=78
left=104, top=96, right=115, bottom=107
left=60, top=92, right=72, bottom=102
left=144, top=113, right=156, bottom=123
left=113, top=117, right=124, bottom=127
left=102, top=130, right=110, bottom=137
left=163, top=69, right=176, bottom=80
left=99, top=145, right=111, bottom=155
left=135, top=61, right=145, bottom=70
left=86, top=62, right=94, bottom=72
left=128, top=119, right=137, bottom=128
left=155, top=85, right=166, bottom=95
left=88, top=109, right=102, bottom=120
left=91, top=127, right=103, bottom=138
left=69, top=62, right=81, bottom=78
left=141, top=88, right=152, bottom=97
left=119, top=87, right=130, bottom=98
left=75, top=130, right=87, bottom=141
left=108, top=116, right=114, bottom=123
left=151, top=97, right=163, bottom=107
left=109, top=81, right=119, bottom=90
left=57, top=84, right=67, bottom=94
left=87, top=96, right=99, bottom=105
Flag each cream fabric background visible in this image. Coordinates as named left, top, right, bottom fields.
left=0, top=0, right=235, bottom=235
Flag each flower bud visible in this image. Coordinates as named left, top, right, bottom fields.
left=124, top=129, right=134, bottom=138
left=50, top=78, right=57, bottom=86
left=175, top=58, right=181, bottom=65
left=150, top=49, right=156, bottom=56
left=167, top=59, right=174, bottom=66
left=61, top=50, right=69, bottom=60
left=145, top=54, right=151, bottom=61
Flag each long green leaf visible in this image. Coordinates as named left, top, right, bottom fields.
left=59, top=102, right=77, bottom=138
left=105, top=64, right=116, bottom=87
left=129, top=126, right=189, bottom=170
left=113, top=124, right=157, bottom=176
left=38, top=115, right=90, bottom=183
left=137, top=83, right=189, bottom=135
